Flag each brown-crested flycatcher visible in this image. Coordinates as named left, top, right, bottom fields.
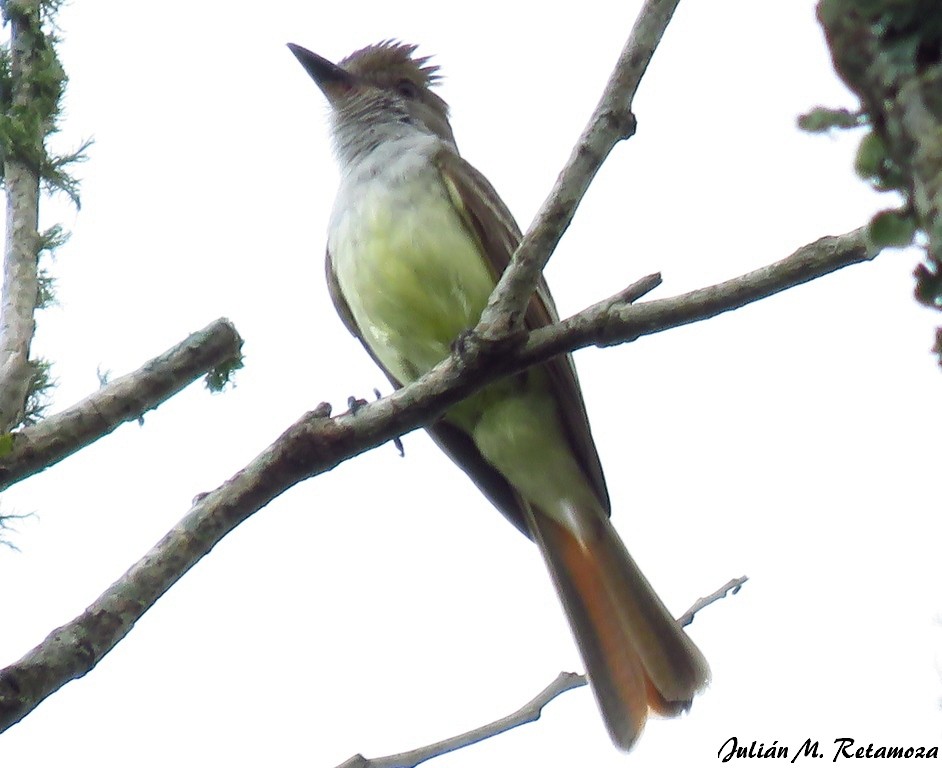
left=288, top=40, right=709, bottom=750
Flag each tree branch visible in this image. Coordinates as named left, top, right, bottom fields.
left=0, top=318, right=244, bottom=492
left=677, top=576, right=749, bottom=628
left=335, top=673, right=588, bottom=768
left=520, top=227, right=874, bottom=363
left=332, top=576, right=748, bottom=768
left=0, top=0, right=43, bottom=431
left=0, top=227, right=872, bottom=732
left=478, top=0, right=680, bottom=339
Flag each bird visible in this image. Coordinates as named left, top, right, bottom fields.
left=288, top=39, right=709, bottom=750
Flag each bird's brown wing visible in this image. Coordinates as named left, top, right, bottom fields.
left=434, top=147, right=611, bottom=525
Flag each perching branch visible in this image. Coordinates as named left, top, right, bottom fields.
left=0, top=227, right=873, bottom=732
left=0, top=0, right=43, bottom=431
left=333, top=576, right=748, bottom=768
left=478, top=0, right=679, bottom=339
left=0, top=318, right=244, bottom=492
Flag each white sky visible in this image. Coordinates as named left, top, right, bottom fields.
left=2, top=1, right=941, bottom=766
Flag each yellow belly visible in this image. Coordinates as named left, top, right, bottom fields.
left=331, top=166, right=495, bottom=386
left=329, top=158, right=597, bottom=519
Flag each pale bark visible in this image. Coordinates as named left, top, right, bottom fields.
left=0, top=0, right=43, bottom=431
left=0, top=318, right=243, bottom=492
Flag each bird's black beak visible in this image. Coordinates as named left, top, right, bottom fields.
left=287, top=43, right=356, bottom=105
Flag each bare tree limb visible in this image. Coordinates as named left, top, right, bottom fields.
left=335, top=673, right=588, bottom=768
left=478, top=0, right=679, bottom=339
left=332, top=576, right=748, bottom=768
left=677, top=576, right=749, bottom=628
left=0, top=225, right=871, bottom=732
left=0, top=318, right=244, bottom=492
left=0, top=0, right=43, bottom=431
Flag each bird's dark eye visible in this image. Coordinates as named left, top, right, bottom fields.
left=396, top=78, right=418, bottom=99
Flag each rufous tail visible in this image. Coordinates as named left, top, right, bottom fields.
left=525, top=506, right=709, bottom=750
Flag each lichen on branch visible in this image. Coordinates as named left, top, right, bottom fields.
left=817, top=0, right=942, bottom=360
left=0, top=0, right=91, bottom=432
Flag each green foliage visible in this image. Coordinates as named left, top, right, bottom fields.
left=853, top=130, right=907, bottom=192
left=37, top=0, right=66, bottom=24
left=41, top=136, right=92, bottom=207
left=914, top=262, right=942, bottom=308
left=38, top=222, right=67, bottom=251
left=205, top=353, right=245, bottom=393
left=853, top=131, right=886, bottom=179
left=820, top=0, right=942, bottom=54
left=35, top=266, right=55, bottom=307
left=0, top=0, right=92, bottom=206
left=0, top=3, right=91, bottom=427
left=0, top=431, right=13, bottom=457
left=868, top=208, right=917, bottom=249
left=818, top=0, right=942, bottom=363
left=34, top=224, right=67, bottom=308
left=22, top=356, right=53, bottom=425
left=816, top=0, right=843, bottom=27
left=797, top=106, right=865, bottom=133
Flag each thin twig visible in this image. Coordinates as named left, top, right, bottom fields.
left=336, top=674, right=587, bottom=768
left=602, top=272, right=663, bottom=309
left=478, top=0, right=681, bottom=339
left=333, top=576, right=747, bottom=768
left=0, top=318, right=243, bottom=492
left=678, top=576, right=749, bottom=628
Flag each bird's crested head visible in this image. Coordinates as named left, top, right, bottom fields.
left=289, top=40, right=456, bottom=162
